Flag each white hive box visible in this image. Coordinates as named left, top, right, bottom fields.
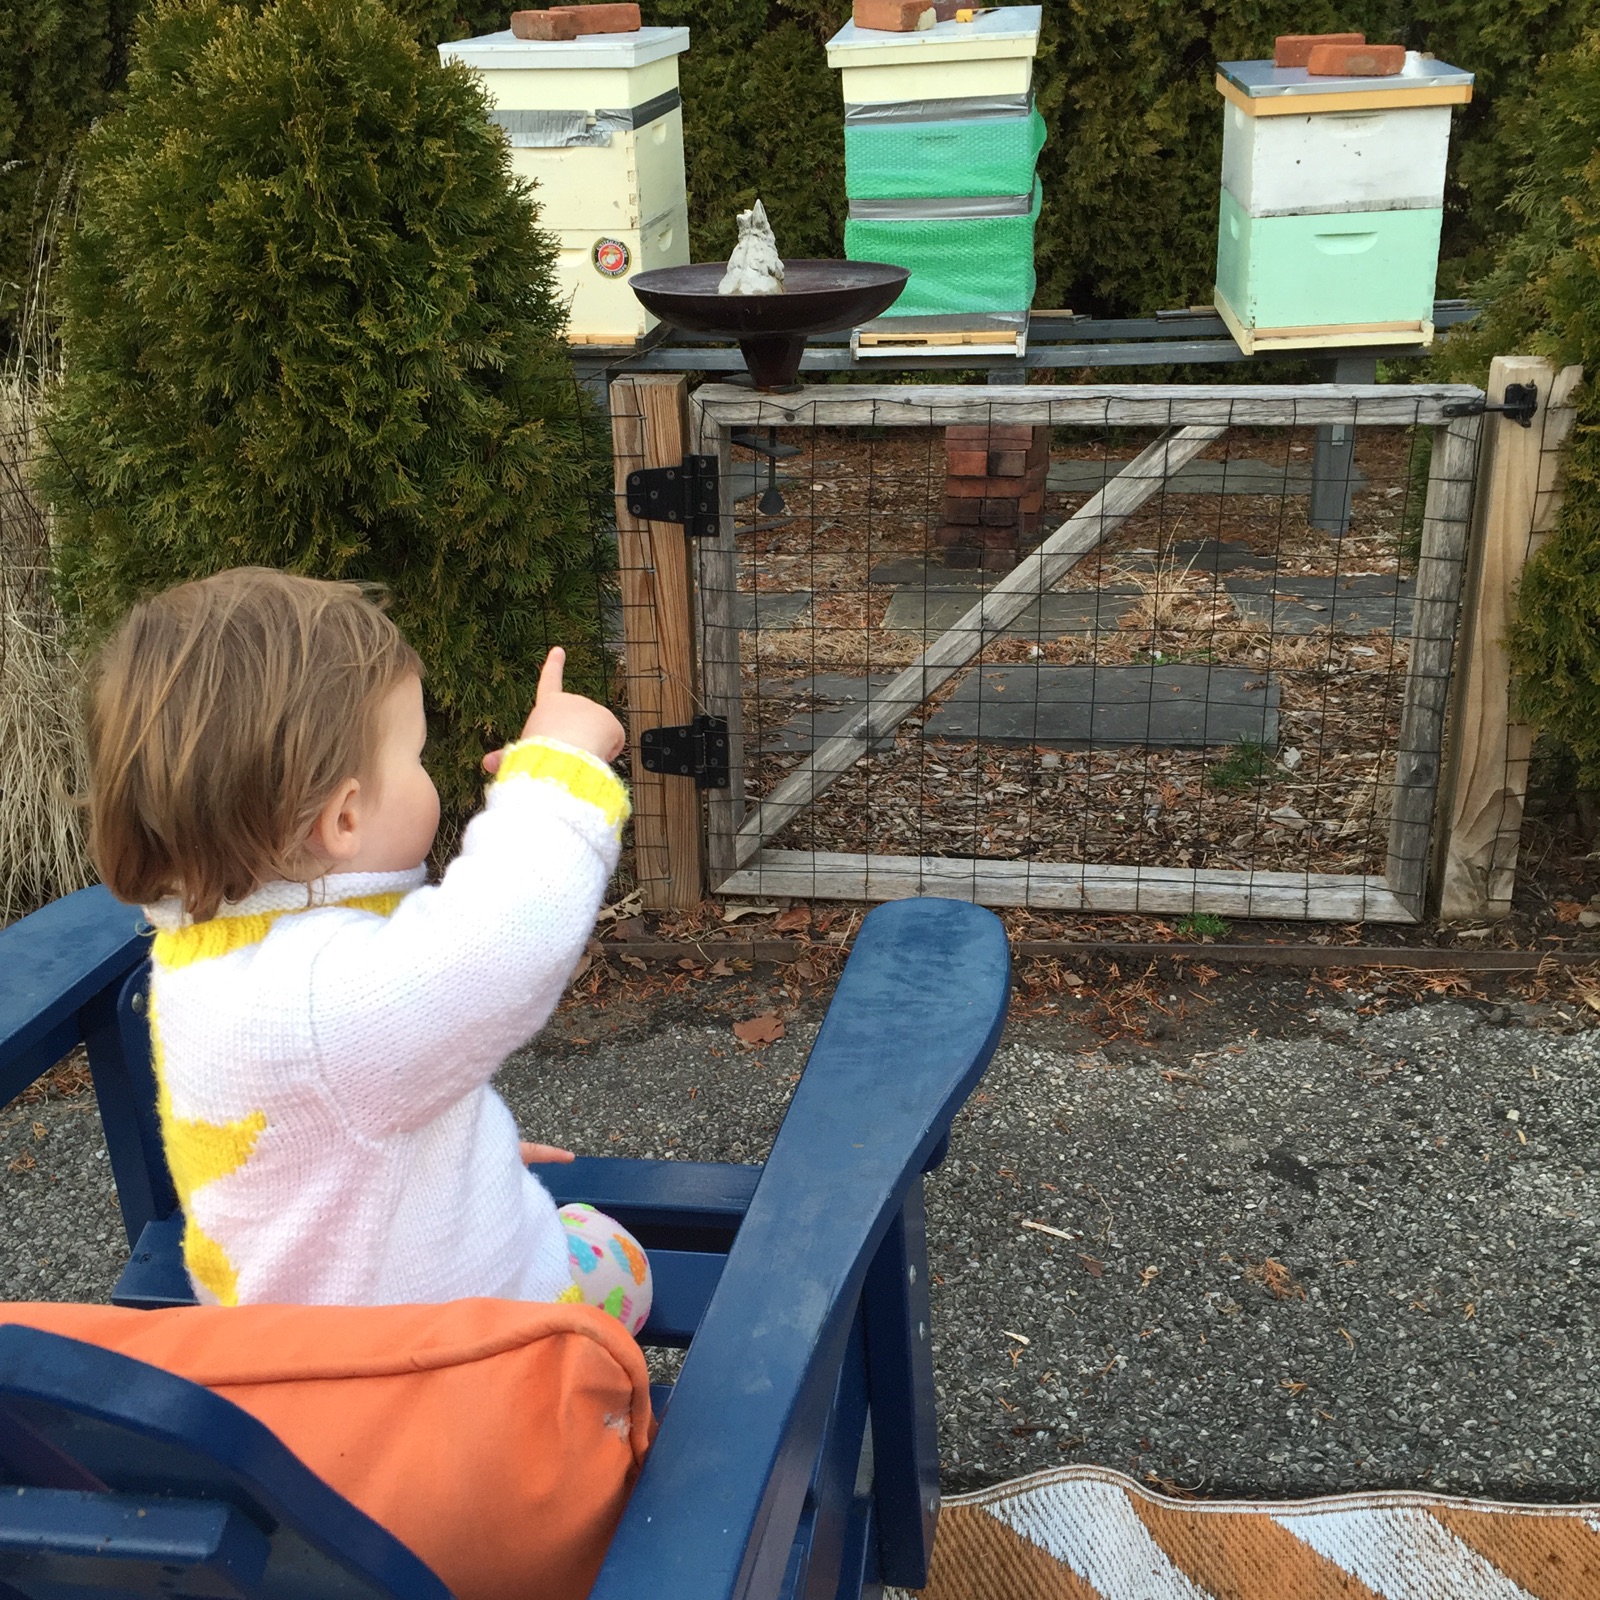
left=439, top=26, right=692, bottom=344
left=826, top=7, right=1041, bottom=105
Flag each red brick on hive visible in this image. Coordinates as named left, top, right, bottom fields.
left=510, top=9, right=583, bottom=39
left=934, top=424, right=1051, bottom=572
left=853, top=0, right=937, bottom=32
left=1272, top=32, right=1364, bottom=67
left=548, top=2, right=643, bottom=32
left=1305, top=41, right=1404, bottom=76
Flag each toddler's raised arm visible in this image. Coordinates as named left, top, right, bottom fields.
left=304, top=726, right=628, bottom=1135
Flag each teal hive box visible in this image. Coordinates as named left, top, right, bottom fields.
left=1215, top=190, right=1443, bottom=338
left=843, top=183, right=1041, bottom=318
left=1212, top=51, right=1473, bottom=352
left=844, top=106, right=1047, bottom=201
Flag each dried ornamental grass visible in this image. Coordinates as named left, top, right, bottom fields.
left=0, top=172, right=94, bottom=924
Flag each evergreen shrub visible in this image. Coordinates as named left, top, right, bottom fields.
left=1434, top=26, right=1600, bottom=793
left=39, top=0, right=611, bottom=825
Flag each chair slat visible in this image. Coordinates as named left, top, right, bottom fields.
left=0, top=888, right=147, bottom=1078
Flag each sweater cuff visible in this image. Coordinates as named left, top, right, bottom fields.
left=494, top=737, right=630, bottom=839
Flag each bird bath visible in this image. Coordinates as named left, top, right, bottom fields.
left=628, top=260, right=911, bottom=390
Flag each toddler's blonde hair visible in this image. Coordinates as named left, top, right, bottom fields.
left=88, top=567, right=423, bottom=921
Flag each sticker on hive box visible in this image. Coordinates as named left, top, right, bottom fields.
left=592, top=238, right=632, bottom=276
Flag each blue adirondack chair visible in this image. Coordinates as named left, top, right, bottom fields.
left=0, top=888, right=1009, bottom=1599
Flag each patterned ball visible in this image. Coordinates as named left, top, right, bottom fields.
left=557, top=1203, right=653, bottom=1336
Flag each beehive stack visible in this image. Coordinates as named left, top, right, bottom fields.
left=933, top=423, right=1050, bottom=571
left=439, top=19, right=691, bottom=345
left=825, top=7, right=1044, bottom=335
left=1212, top=40, right=1473, bottom=353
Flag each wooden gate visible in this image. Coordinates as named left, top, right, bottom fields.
left=611, top=374, right=1565, bottom=924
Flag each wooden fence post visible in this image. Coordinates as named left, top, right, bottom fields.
left=610, top=373, right=705, bottom=910
left=1436, top=356, right=1583, bottom=921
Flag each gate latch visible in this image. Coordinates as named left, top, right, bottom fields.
left=1443, top=382, right=1539, bottom=428
left=625, top=455, right=719, bottom=537
left=640, top=714, right=730, bottom=789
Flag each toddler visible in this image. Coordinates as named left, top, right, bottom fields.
left=86, top=567, right=652, bottom=1332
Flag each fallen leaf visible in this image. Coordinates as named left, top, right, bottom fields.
left=1554, top=901, right=1584, bottom=924
left=733, top=1012, right=786, bottom=1046
left=1077, top=1253, right=1105, bottom=1278
left=721, top=902, right=780, bottom=923
left=773, top=905, right=811, bottom=933
left=709, top=959, right=734, bottom=977
left=620, top=954, right=647, bottom=972
left=1243, top=1257, right=1307, bottom=1300
left=676, top=957, right=701, bottom=971
left=595, top=890, right=644, bottom=924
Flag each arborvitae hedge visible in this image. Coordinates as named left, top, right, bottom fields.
left=1435, top=26, right=1600, bottom=793
left=0, top=0, right=119, bottom=337
left=39, top=0, right=611, bottom=824
left=7, top=0, right=1596, bottom=344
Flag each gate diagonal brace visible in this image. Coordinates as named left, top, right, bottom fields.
left=731, top=423, right=1227, bottom=867
left=625, top=455, right=720, bottom=536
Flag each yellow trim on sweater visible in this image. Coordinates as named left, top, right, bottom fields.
left=147, top=990, right=267, bottom=1307
left=153, top=891, right=407, bottom=970
left=495, top=738, right=630, bottom=838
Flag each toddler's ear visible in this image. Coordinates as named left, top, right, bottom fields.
left=307, top=776, right=364, bottom=865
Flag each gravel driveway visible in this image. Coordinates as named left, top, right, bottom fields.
left=4, top=975, right=1596, bottom=1504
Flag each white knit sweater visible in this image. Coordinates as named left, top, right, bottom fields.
left=142, top=737, right=629, bottom=1308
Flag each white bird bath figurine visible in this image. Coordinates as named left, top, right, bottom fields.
left=718, top=200, right=786, bottom=296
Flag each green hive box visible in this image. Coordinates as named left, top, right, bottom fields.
left=1212, top=53, right=1473, bottom=352
left=843, top=184, right=1041, bottom=318
left=844, top=107, right=1047, bottom=201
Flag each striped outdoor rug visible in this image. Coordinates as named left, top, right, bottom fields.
left=903, top=1466, right=1600, bottom=1599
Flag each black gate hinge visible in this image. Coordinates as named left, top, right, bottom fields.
left=625, top=455, right=719, bottom=536
left=1443, top=382, right=1539, bottom=427
left=640, top=714, right=730, bottom=789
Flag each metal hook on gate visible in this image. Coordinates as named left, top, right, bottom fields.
left=1441, top=383, right=1539, bottom=428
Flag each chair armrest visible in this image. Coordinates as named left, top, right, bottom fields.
left=0, top=886, right=148, bottom=1105
left=591, top=897, right=1010, bottom=1600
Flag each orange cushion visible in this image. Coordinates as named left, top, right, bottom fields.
left=1, top=1299, right=653, bottom=1600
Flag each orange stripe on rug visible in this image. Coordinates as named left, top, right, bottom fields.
left=1431, top=1506, right=1600, bottom=1600
left=1129, top=1490, right=1385, bottom=1600
left=918, top=1504, right=1104, bottom=1600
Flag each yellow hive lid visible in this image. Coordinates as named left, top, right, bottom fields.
left=1216, top=50, right=1472, bottom=115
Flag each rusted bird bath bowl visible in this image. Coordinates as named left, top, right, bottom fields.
left=628, top=260, right=911, bottom=390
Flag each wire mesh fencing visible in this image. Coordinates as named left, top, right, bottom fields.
left=685, top=382, right=1486, bottom=924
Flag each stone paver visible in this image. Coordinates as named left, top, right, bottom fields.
left=924, top=664, right=1279, bottom=748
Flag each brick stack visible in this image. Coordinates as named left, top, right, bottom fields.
left=933, top=423, right=1050, bottom=571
